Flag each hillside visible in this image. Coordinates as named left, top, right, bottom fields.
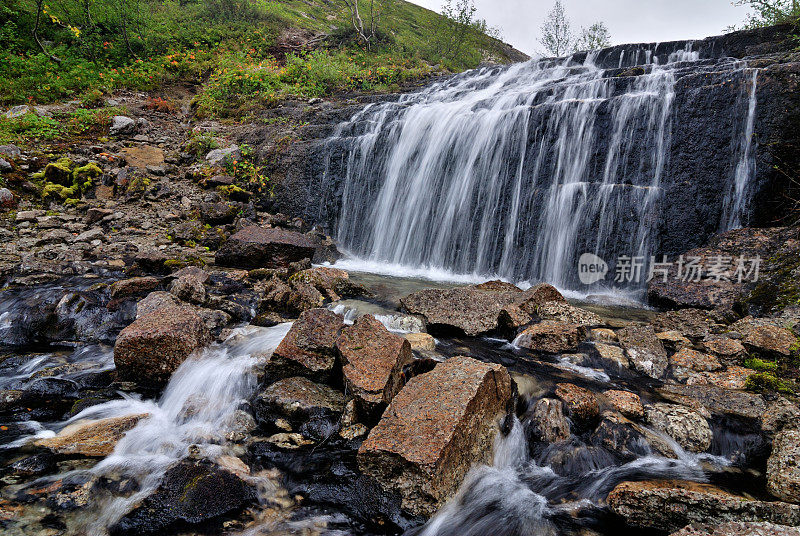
left=0, top=0, right=528, bottom=108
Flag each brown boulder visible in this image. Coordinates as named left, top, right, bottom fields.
left=608, top=480, right=800, bottom=532
left=266, top=308, right=345, bottom=383
left=527, top=398, right=571, bottom=443
left=358, top=356, right=512, bottom=516
left=401, top=282, right=564, bottom=337
left=110, top=276, right=161, bottom=299
left=515, top=321, right=581, bottom=354
left=215, top=226, right=318, bottom=269
left=731, top=317, right=798, bottom=357
left=555, top=383, right=599, bottom=424
left=114, top=306, right=209, bottom=386
left=336, top=315, right=414, bottom=407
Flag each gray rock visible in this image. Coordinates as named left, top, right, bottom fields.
left=6, top=105, right=30, bottom=118
left=0, top=158, right=11, bottom=172
left=73, top=228, right=106, bottom=243
left=767, top=430, right=800, bottom=503
left=670, top=522, right=800, bottom=536
left=645, top=403, right=712, bottom=453
left=110, top=116, right=136, bottom=136
left=0, top=144, right=21, bottom=159
left=527, top=398, right=570, bottom=443
left=617, top=324, right=668, bottom=379
left=206, top=145, right=241, bottom=166
left=0, top=188, right=13, bottom=209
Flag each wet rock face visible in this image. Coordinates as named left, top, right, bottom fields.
left=265, top=308, right=345, bottom=383
left=555, top=383, right=599, bottom=425
left=253, top=376, right=346, bottom=430
left=358, top=356, right=512, bottom=517
left=109, top=460, right=256, bottom=535
left=400, top=282, right=564, bottom=337
left=336, top=314, right=414, bottom=407
left=215, top=225, right=319, bottom=269
left=608, top=480, right=800, bottom=532
left=34, top=414, right=147, bottom=456
left=645, top=403, right=712, bottom=453
left=604, top=390, right=644, bottom=420
left=767, top=430, right=800, bottom=503
left=670, top=522, right=800, bottom=536
left=113, top=306, right=209, bottom=386
left=616, top=325, right=668, bottom=379
left=527, top=398, right=570, bottom=443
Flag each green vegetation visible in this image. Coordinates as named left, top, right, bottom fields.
left=729, top=0, right=800, bottom=30
left=0, top=0, right=516, bottom=110
left=743, top=356, right=779, bottom=372
left=0, top=106, right=126, bottom=145
left=746, top=371, right=795, bottom=394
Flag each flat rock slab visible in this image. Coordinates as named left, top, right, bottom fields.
left=609, top=480, right=800, bottom=532
left=358, top=355, right=512, bottom=517
left=617, top=325, right=668, bottom=379
left=515, top=320, right=581, bottom=354
left=215, top=226, right=319, bottom=269
left=35, top=414, right=147, bottom=456
left=121, top=146, right=165, bottom=169
left=114, top=306, right=209, bottom=386
left=336, top=315, right=413, bottom=406
left=266, top=308, right=345, bottom=383
left=401, top=282, right=564, bottom=337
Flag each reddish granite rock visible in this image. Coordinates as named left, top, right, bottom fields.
left=555, top=383, right=599, bottom=424
left=731, top=317, right=797, bottom=357
left=767, top=430, right=800, bottom=503
left=401, top=282, right=564, bottom=337
left=608, top=480, right=800, bottom=532
left=110, top=276, right=161, bottom=299
left=669, top=348, right=722, bottom=381
left=515, top=321, right=581, bottom=354
left=358, top=356, right=512, bottom=516
left=266, top=308, right=345, bottom=383
left=336, top=315, right=413, bottom=407
left=604, top=390, right=645, bottom=420
left=114, top=306, right=209, bottom=386
left=702, top=336, right=747, bottom=361
left=215, top=226, right=319, bottom=269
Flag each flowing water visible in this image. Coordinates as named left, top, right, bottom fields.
left=324, top=47, right=759, bottom=293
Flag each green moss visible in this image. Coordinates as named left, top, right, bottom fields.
left=743, top=357, right=779, bottom=372
left=72, top=162, right=102, bottom=191
left=42, top=182, right=78, bottom=201
left=43, top=157, right=75, bottom=185
left=127, top=175, right=151, bottom=194
left=217, top=184, right=250, bottom=201
left=746, top=372, right=795, bottom=394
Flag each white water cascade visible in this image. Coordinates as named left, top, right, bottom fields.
left=325, top=46, right=760, bottom=291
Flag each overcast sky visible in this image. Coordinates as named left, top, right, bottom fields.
left=409, top=0, right=752, bottom=56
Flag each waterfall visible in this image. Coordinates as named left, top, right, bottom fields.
left=723, top=68, right=759, bottom=230
left=325, top=47, right=760, bottom=292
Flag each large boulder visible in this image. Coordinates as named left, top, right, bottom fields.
left=555, top=383, right=599, bottom=425
left=670, top=523, right=800, bottom=536
left=336, top=315, right=414, bottom=407
left=617, top=325, right=668, bottom=379
left=110, top=460, right=256, bottom=535
left=658, top=383, right=767, bottom=423
left=400, top=282, right=564, bottom=337
left=731, top=317, right=798, bottom=357
left=645, top=403, right=712, bottom=453
left=604, top=390, right=644, bottom=420
left=114, top=306, right=209, bottom=386
left=358, top=356, right=512, bottom=517
left=34, top=414, right=147, bottom=456
left=215, top=226, right=319, bottom=269
left=265, top=308, right=345, bottom=383
left=767, top=430, right=800, bottom=503
left=608, top=480, right=800, bottom=532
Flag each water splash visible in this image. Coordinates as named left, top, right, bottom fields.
left=723, top=68, right=759, bottom=230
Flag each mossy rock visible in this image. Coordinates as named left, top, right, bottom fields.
left=217, top=184, right=251, bottom=201
left=73, top=163, right=102, bottom=191
left=42, top=182, right=79, bottom=202
left=41, top=158, right=75, bottom=186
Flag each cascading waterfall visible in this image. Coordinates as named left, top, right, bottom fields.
left=723, top=68, right=759, bottom=230
left=325, top=46, right=760, bottom=292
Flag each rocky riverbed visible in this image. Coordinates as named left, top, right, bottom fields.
left=2, top=23, right=800, bottom=536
